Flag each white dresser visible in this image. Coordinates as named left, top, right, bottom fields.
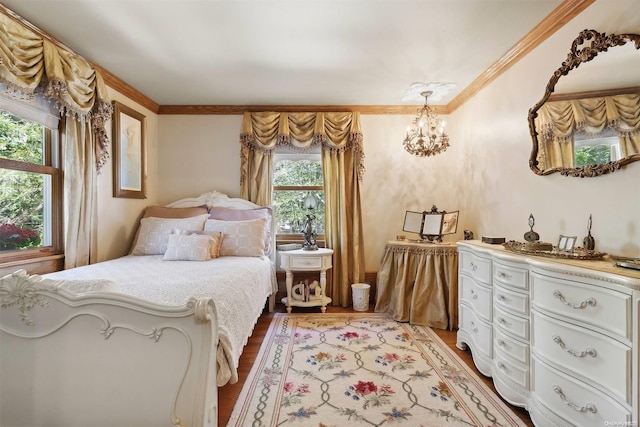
left=456, top=241, right=640, bottom=427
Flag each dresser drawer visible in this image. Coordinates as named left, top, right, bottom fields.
left=493, top=261, right=528, bottom=290
left=494, top=327, right=529, bottom=365
left=494, top=305, right=529, bottom=340
left=494, top=283, right=529, bottom=316
left=459, top=304, right=492, bottom=359
left=532, top=311, right=631, bottom=404
left=531, top=271, right=631, bottom=340
left=460, top=250, right=491, bottom=285
left=494, top=351, right=528, bottom=390
left=459, top=275, right=492, bottom=321
left=532, top=357, right=632, bottom=427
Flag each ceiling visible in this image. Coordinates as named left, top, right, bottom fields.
left=2, top=0, right=569, bottom=107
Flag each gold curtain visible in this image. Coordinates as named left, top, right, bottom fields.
left=1, top=11, right=112, bottom=267
left=0, top=12, right=112, bottom=171
left=536, top=94, right=640, bottom=168
left=240, top=111, right=365, bottom=306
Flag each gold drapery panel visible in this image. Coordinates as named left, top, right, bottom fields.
left=375, top=241, right=458, bottom=330
left=536, top=94, right=640, bottom=168
left=239, top=111, right=365, bottom=307
left=0, top=12, right=112, bottom=171
left=240, top=111, right=365, bottom=187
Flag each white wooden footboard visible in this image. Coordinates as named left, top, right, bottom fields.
left=0, top=270, right=218, bottom=427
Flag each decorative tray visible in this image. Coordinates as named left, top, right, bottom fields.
left=502, top=240, right=607, bottom=260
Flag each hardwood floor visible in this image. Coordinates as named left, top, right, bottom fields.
left=219, top=304, right=535, bottom=427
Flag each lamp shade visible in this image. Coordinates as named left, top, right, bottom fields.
left=303, top=194, right=318, bottom=210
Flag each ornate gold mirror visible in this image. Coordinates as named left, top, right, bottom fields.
left=528, top=29, right=640, bottom=177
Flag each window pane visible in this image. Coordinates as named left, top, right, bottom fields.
left=274, top=159, right=323, bottom=186
left=575, top=144, right=612, bottom=166
left=273, top=190, right=325, bottom=235
left=0, top=110, right=44, bottom=164
left=0, top=169, right=50, bottom=251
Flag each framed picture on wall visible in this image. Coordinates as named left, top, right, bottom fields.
left=112, top=101, right=146, bottom=198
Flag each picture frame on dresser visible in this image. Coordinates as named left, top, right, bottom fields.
left=112, top=101, right=146, bottom=199
left=557, top=234, right=576, bottom=251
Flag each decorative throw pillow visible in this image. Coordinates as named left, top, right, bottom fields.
left=131, top=214, right=209, bottom=255
left=199, top=231, right=224, bottom=258
left=129, top=205, right=209, bottom=254
left=204, top=217, right=269, bottom=257
left=163, top=233, right=213, bottom=261
left=208, top=206, right=273, bottom=255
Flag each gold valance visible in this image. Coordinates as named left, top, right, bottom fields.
left=536, top=94, right=640, bottom=142
left=239, top=111, right=364, bottom=184
left=0, top=12, right=112, bottom=171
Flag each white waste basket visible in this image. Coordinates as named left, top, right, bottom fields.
left=351, top=283, right=371, bottom=311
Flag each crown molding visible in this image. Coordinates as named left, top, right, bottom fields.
left=93, top=65, right=160, bottom=113
left=447, top=0, right=596, bottom=113
left=2, top=0, right=594, bottom=116
left=157, top=104, right=450, bottom=115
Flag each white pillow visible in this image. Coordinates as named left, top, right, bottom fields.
left=131, top=214, right=209, bottom=255
left=163, top=233, right=213, bottom=261
left=204, top=217, right=269, bottom=257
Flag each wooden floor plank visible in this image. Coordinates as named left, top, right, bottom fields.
left=218, top=304, right=534, bottom=427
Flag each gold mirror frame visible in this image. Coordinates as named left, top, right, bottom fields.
left=528, top=29, right=640, bottom=177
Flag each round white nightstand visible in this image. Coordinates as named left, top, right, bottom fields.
left=279, top=248, right=333, bottom=313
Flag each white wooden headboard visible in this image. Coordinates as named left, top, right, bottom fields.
left=167, top=191, right=277, bottom=311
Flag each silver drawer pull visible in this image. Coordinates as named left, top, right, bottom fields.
left=552, top=335, right=597, bottom=358
left=497, top=339, right=508, bottom=348
left=497, top=317, right=511, bottom=326
left=553, top=290, right=596, bottom=309
left=498, top=271, right=511, bottom=279
left=469, top=289, right=478, bottom=300
left=553, top=385, right=598, bottom=414
left=496, top=362, right=507, bottom=371
left=470, top=261, right=478, bottom=271
left=497, top=294, right=507, bottom=302
left=470, top=321, right=478, bottom=334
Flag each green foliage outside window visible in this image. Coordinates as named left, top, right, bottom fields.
left=575, top=144, right=611, bottom=167
left=0, top=110, right=45, bottom=249
left=273, top=159, right=325, bottom=236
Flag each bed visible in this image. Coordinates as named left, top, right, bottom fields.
left=0, top=191, right=277, bottom=427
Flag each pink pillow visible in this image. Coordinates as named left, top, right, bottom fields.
left=209, top=206, right=272, bottom=255
left=208, top=206, right=271, bottom=221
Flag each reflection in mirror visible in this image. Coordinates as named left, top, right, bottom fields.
left=528, top=29, right=640, bottom=177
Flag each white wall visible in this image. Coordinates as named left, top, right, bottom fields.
left=450, top=0, right=640, bottom=259
left=157, top=115, right=243, bottom=205
left=95, top=89, right=159, bottom=262
left=154, top=0, right=640, bottom=270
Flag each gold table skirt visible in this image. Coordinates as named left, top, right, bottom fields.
left=374, top=240, right=458, bottom=330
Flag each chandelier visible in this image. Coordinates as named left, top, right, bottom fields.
left=403, top=91, right=449, bottom=157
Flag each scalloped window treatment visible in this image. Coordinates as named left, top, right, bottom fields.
left=535, top=94, right=640, bottom=168
left=0, top=12, right=113, bottom=268
left=240, top=111, right=365, bottom=307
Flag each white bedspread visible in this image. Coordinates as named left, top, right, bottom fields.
left=45, top=255, right=276, bottom=386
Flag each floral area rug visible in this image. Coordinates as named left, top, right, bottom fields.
left=227, top=313, right=526, bottom=427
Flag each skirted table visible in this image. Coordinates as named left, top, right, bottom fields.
left=375, top=240, right=458, bottom=330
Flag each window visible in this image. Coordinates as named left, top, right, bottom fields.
left=574, top=130, right=621, bottom=167
left=272, top=151, right=325, bottom=240
left=0, top=108, right=62, bottom=260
